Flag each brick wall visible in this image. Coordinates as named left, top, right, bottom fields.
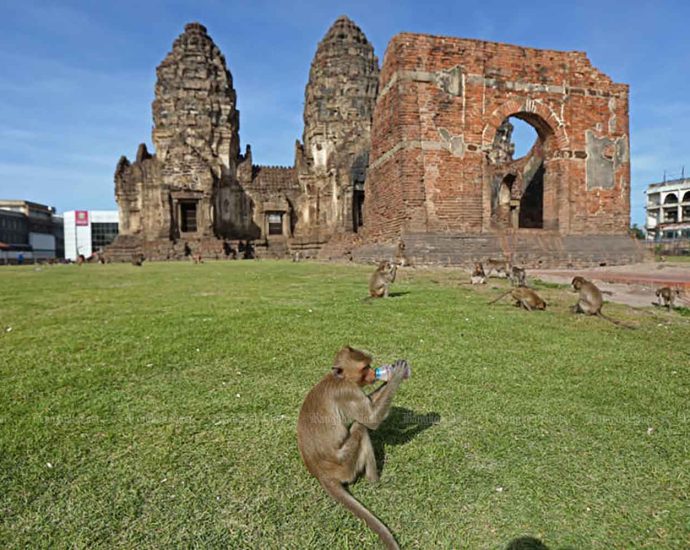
left=363, top=33, right=631, bottom=242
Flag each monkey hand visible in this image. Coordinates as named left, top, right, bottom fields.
left=391, top=359, right=409, bottom=382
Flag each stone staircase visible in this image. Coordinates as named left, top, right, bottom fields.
left=103, top=235, right=143, bottom=262
left=257, top=237, right=291, bottom=259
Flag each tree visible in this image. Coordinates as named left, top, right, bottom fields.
left=629, top=224, right=645, bottom=240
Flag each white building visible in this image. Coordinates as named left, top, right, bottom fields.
left=63, top=210, right=119, bottom=261
left=645, top=178, right=690, bottom=241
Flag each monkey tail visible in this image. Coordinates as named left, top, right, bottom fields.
left=487, top=289, right=512, bottom=305
left=321, top=479, right=400, bottom=550
left=597, top=312, right=636, bottom=330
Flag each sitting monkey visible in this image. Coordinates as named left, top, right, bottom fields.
left=369, top=260, right=397, bottom=298
left=297, top=347, right=408, bottom=549
left=470, top=262, right=487, bottom=285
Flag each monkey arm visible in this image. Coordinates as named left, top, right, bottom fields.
left=367, top=382, right=388, bottom=402
left=341, top=378, right=401, bottom=431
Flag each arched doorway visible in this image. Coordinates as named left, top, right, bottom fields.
left=488, top=111, right=553, bottom=230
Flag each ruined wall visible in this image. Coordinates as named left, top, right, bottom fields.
left=364, top=33, right=631, bottom=242
left=295, top=16, right=379, bottom=242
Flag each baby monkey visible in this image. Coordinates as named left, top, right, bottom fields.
left=297, top=346, right=408, bottom=549
left=655, top=286, right=680, bottom=310
left=489, top=287, right=546, bottom=310
left=369, top=260, right=397, bottom=298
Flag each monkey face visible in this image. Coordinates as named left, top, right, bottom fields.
left=360, top=364, right=377, bottom=386
left=571, top=276, right=584, bottom=291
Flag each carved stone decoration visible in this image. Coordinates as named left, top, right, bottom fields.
left=487, top=119, right=515, bottom=165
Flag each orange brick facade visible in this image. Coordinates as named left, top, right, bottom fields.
left=363, top=33, right=631, bottom=243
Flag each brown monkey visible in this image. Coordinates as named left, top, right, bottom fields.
left=395, top=239, right=412, bottom=267
left=571, top=276, right=631, bottom=327
left=509, top=265, right=527, bottom=287
left=369, top=261, right=397, bottom=298
left=297, top=347, right=407, bottom=549
left=488, top=287, right=546, bottom=310
left=470, top=262, right=487, bottom=285
left=193, top=253, right=204, bottom=264
left=131, top=253, right=144, bottom=266
left=485, top=258, right=510, bottom=278
left=655, top=286, right=680, bottom=310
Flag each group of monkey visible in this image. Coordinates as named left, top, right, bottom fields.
left=296, top=247, right=688, bottom=549
left=472, top=259, right=628, bottom=325
left=370, top=252, right=685, bottom=325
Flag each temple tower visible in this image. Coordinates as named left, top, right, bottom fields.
left=295, top=16, right=380, bottom=242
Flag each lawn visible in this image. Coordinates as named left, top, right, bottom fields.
left=1, top=261, right=688, bottom=549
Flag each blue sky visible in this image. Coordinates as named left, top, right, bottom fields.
left=1, top=0, right=688, bottom=227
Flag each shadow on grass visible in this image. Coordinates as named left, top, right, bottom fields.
left=371, top=406, right=440, bottom=473
left=387, top=291, right=411, bottom=298
left=505, top=537, right=550, bottom=549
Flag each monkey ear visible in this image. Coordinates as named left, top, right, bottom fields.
left=332, top=367, right=344, bottom=378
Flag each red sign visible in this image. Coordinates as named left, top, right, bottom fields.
left=75, top=211, right=89, bottom=226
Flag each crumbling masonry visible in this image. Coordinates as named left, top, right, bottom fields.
left=107, top=18, right=643, bottom=266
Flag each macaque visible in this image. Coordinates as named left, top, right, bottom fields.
left=131, top=253, right=144, bottom=266
left=297, top=346, right=407, bottom=549
left=488, top=287, right=546, bottom=311
left=193, top=253, right=204, bottom=264
left=510, top=265, right=527, bottom=287
left=470, top=262, right=487, bottom=285
left=655, top=286, right=680, bottom=310
left=292, top=251, right=303, bottom=262
left=484, top=258, right=510, bottom=278
left=571, top=276, right=631, bottom=327
left=395, top=239, right=412, bottom=267
left=369, top=261, right=397, bottom=298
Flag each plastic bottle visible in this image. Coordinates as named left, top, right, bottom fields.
left=375, top=362, right=411, bottom=381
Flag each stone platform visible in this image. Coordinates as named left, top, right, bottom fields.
left=349, top=232, right=648, bottom=269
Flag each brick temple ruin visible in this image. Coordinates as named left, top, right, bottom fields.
left=106, top=17, right=644, bottom=267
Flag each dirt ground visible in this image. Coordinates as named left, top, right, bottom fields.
left=531, top=261, right=690, bottom=308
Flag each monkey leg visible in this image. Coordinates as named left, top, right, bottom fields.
left=354, top=425, right=378, bottom=483
left=336, top=423, right=372, bottom=484
left=521, top=301, right=533, bottom=311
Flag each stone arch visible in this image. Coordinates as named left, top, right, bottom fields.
left=664, top=193, right=679, bottom=204
left=482, top=98, right=569, bottom=151
left=484, top=98, right=564, bottom=230
left=683, top=191, right=690, bottom=203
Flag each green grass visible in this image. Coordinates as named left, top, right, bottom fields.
left=1, top=261, right=688, bottom=549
